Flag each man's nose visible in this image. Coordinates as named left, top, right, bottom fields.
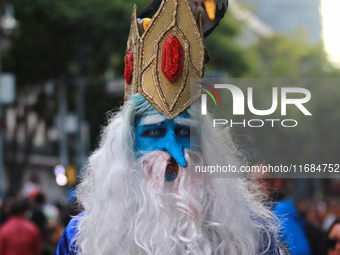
left=161, top=138, right=187, bottom=168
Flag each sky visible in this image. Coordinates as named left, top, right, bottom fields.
left=321, top=0, right=340, bottom=67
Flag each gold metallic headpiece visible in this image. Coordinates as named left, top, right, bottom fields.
left=124, top=0, right=205, bottom=120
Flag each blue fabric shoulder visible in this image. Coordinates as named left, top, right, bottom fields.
left=253, top=215, right=280, bottom=255
left=55, top=211, right=84, bottom=255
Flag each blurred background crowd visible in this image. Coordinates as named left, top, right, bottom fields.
left=0, top=0, right=339, bottom=254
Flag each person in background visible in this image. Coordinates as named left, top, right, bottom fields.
left=0, top=196, right=13, bottom=225
left=30, top=193, right=48, bottom=239
left=326, top=219, right=340, bottom=255
left=297, top=200, right=327, bottom=255
left=0, top=199, right=43, bottom=255
left=252, top=166, right=312, bottom=255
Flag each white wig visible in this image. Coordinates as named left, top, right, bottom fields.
left=73, top=94, right=279, bottom=255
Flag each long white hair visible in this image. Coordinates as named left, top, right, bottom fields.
left=73, top=94, right=278, bottom=255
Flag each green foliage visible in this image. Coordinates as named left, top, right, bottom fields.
left=3, top=0, right=254, bottom=85
left=205, top=14, right=252, bottom=77
left=246, top=33, right=340, bottom=78
left=4, top=0, right=150, bottom=85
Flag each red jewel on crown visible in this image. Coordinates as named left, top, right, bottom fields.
left=162, top=35, right=183, bottom=83
left=124, top=51, right=133, bottom=84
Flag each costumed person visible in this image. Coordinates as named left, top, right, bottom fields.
left=56, top=0, right=282, bottom=254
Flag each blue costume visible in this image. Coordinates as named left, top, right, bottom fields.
left=56, top=211, right=280, bottom=255
left=55, top=212, right=83, bottom=255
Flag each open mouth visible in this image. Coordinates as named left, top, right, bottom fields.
left=165, top=157, right=179, bottom=181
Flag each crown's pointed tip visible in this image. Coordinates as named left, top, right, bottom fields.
left=124, top=0, right=205, bottom=119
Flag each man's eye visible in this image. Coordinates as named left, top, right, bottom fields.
left=178, top=128, right=190, bottom=136
left=148, top=129, right=160, bottom=136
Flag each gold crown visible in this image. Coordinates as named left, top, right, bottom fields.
left=124, top=0, right=205, bottom=120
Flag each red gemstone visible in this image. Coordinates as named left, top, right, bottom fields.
left=124, top=51, right=133, bottom=84
left=162, top=35, right=183, bottom=83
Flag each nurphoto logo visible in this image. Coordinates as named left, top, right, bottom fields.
left=199, top=83, right=312, bottom=128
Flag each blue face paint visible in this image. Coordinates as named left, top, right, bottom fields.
left=134, top=111, right=199, bottom=170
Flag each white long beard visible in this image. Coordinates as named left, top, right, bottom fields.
left=132, top=150, right=212, bottom=254
left=75, top=150, right=222, bottom=254
left=75, top=150, right=275, bottom=255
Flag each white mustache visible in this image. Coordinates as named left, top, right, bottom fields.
left=138, top=150, right=205, bottom=194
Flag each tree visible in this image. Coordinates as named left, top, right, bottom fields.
left=230, top=33, right=340, bottom=168
left=3, top=0, right=152, bottom=85
left=246, top=33, right=340, bottom=78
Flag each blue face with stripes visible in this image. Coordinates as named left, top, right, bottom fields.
left=134, top=111, right=199, bottom=180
